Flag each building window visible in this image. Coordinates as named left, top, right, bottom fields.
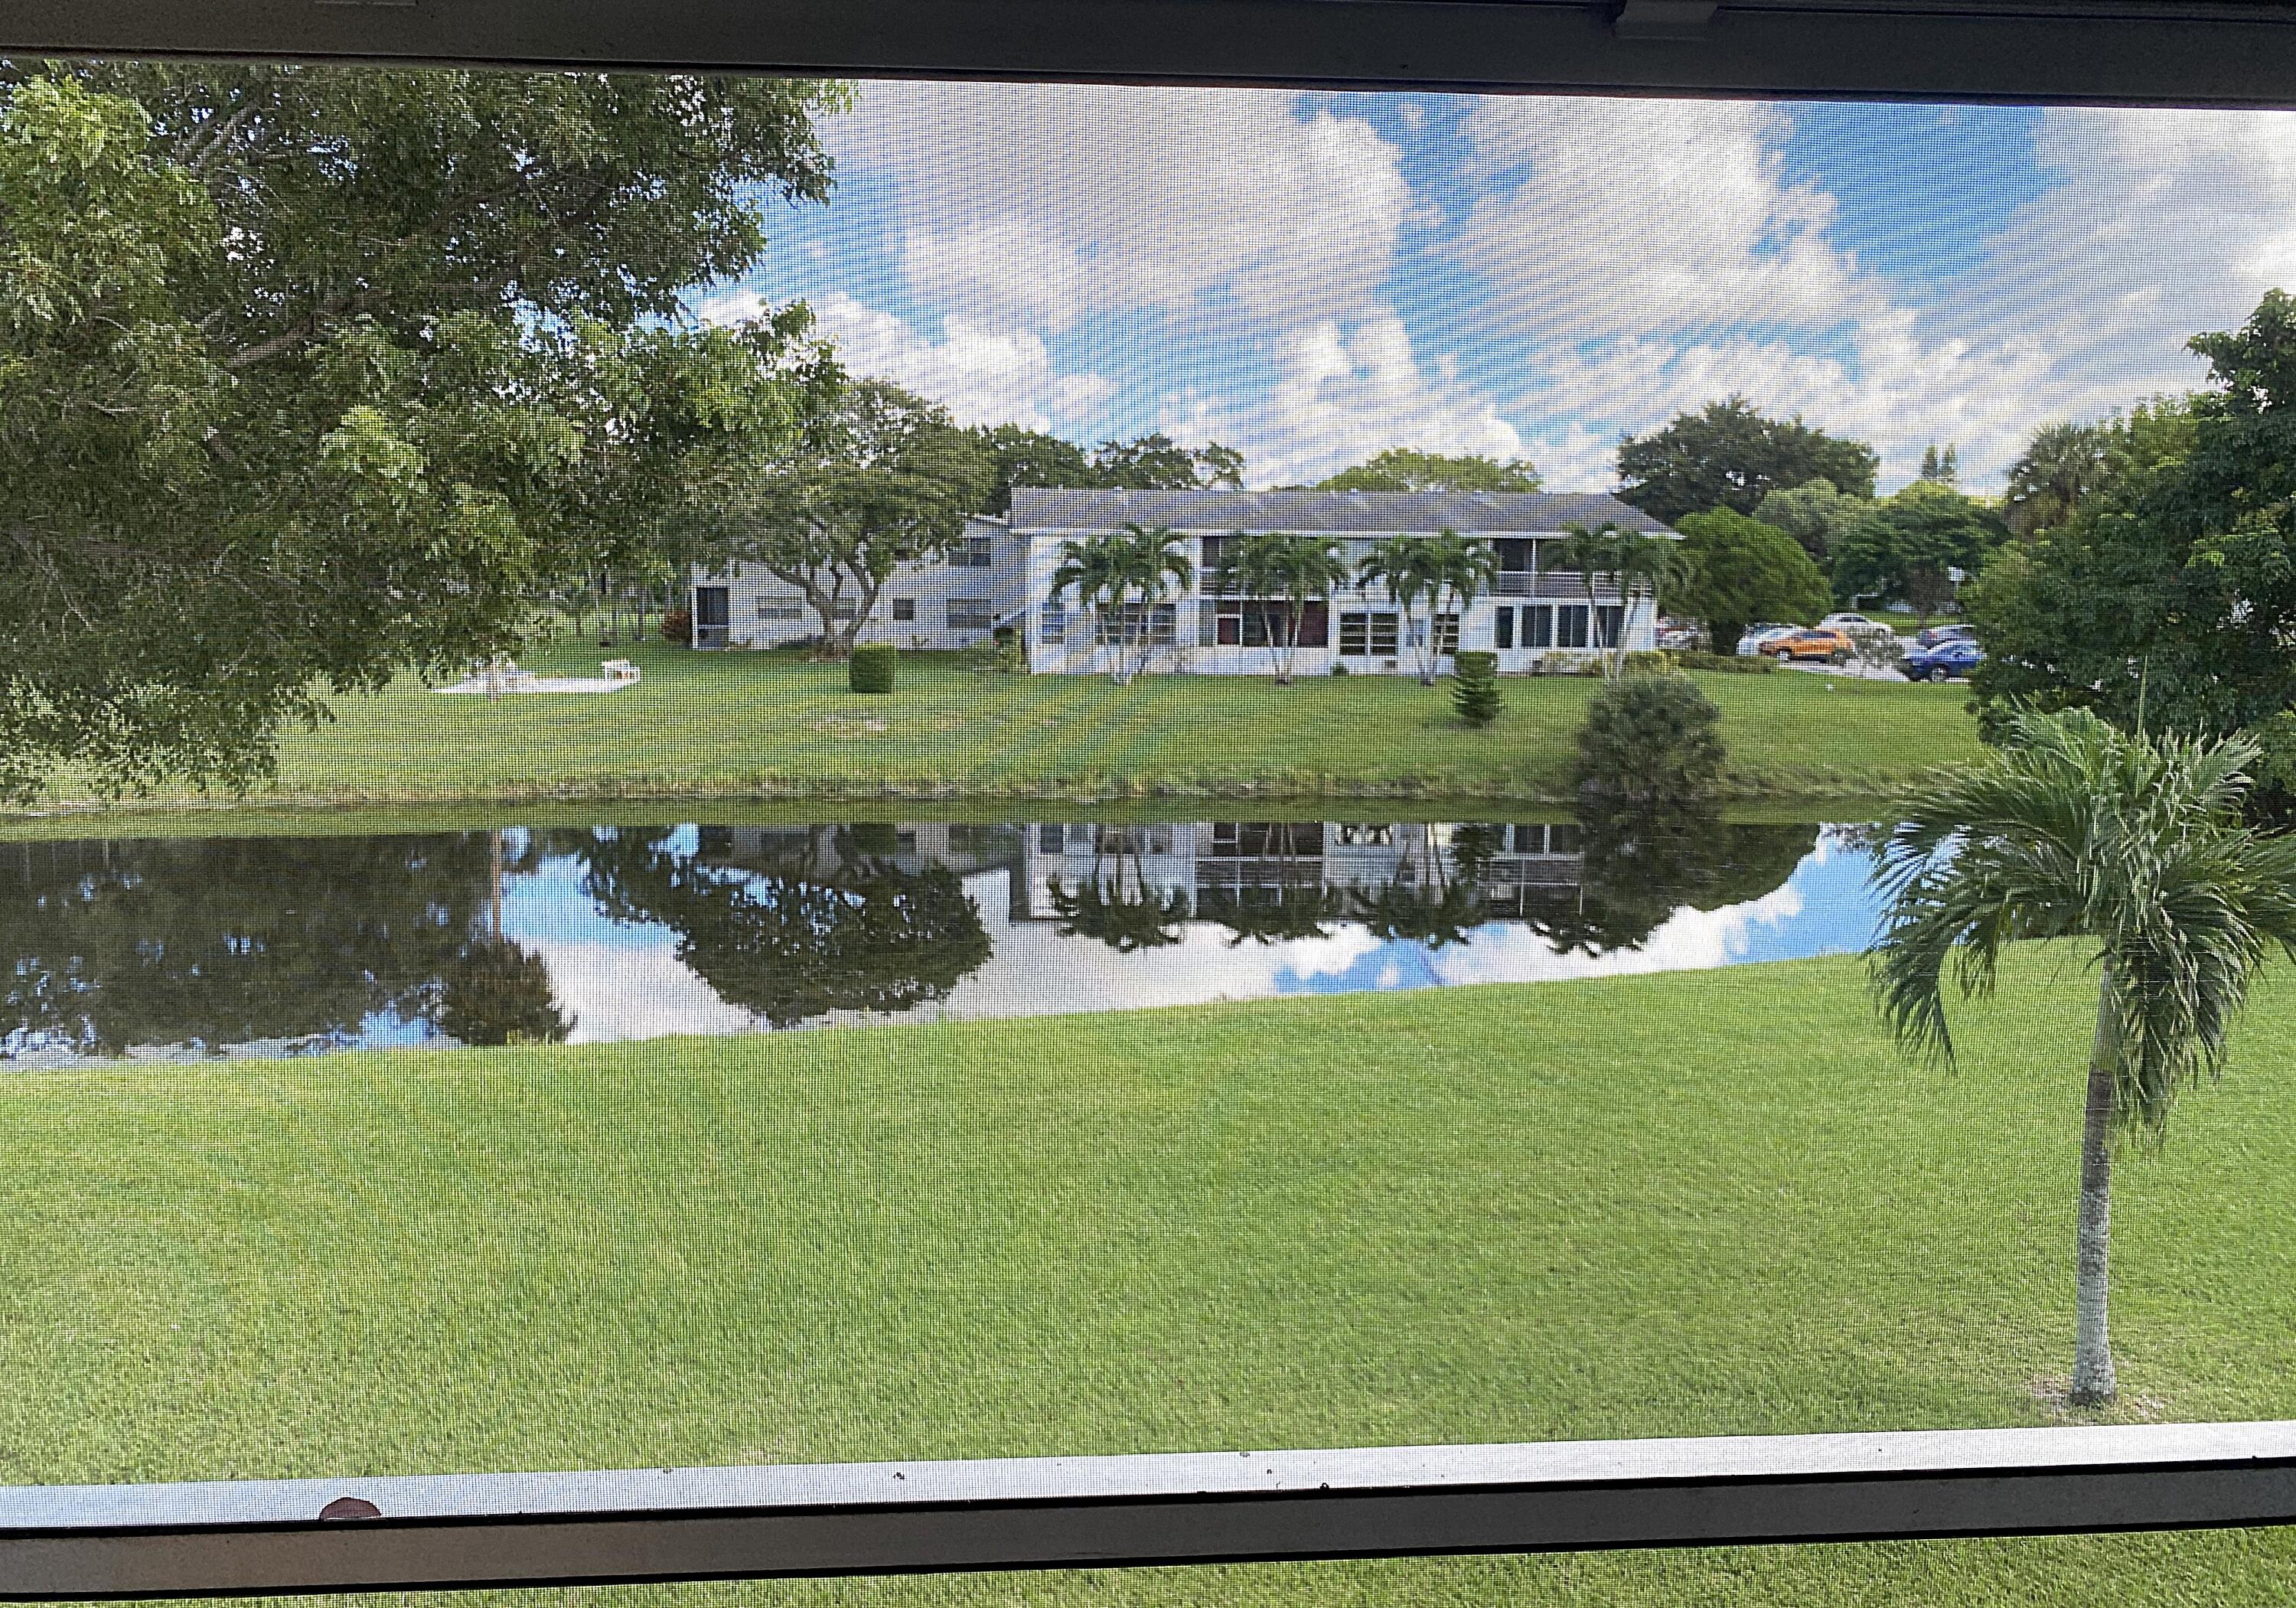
left=950, top=535, right=993, bottom=569
left=1041, top=606, right=1068, bottom=644
left=1212, top=600, right=1328, bottom=648
left=1495, top=606, right=1515, bottom=650
left=1095, top=603, right=1177, bottom=645
left=757, top=599, right=807, bottom=621
left=1597, top=604, right=1625, bottom=647
left=1431, top=612, right=1460, bottom=655
left=947, top=595, right=993, bottom=631
left=891, top=597, right=915, bottom=623
left=1556, top=603, right=1591, bottom=649
left=1039, top=824, right=1065, bottom=853
left=1339, top=611, right=1400, bottom=657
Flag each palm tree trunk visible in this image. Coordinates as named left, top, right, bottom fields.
left=2070, top=961, right=2118, bottom=1407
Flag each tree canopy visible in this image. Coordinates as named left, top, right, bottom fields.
left=1667, top=508, right=1831, bottom=654
left=1314, top=448, right=1541, bottom=493
left=1616, top=396, right=1877, bottom=525
left=1752, top=478, right=1868, bottom=565
left=0, top=64, right=846, bottom=798
left=1965, top=292, right=2294, bottom=747
left=970, top=426, right=1246, bottom=515
left=708, top=377, right=993, bottom=654
left=1829, top=481, right=2008, bottom=614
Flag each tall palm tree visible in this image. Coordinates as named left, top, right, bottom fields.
left=1612, top=533, right=1685, bottom=675
left=1869, top=709, right=2296, bottom=1406
left=1427, top=528, right=1499, bottom=681
left=1269, top=534, right=1349, bottom=684
left=1540, top=521, right=1629, bottom=666
left=1215, top=530, right=1291, bottom=679
left=1358, top=534, right=1444, bottom=684
left=2004, top=421, right=2109, bottom=539
left=1050, top=522, right=1192, bottom=684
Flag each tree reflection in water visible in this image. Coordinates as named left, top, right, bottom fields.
left=579, top=826, right=991, bottom=1026
left=1045, top=825, right=1188, bottom=952
left=0, top=831, right=569, bottom=1055
left=1533, top=805, right=1818, bottom=957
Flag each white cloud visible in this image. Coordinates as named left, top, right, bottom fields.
left=826, top=83, right=1413, bottom=332
left=1178, top=311, right=1528, bottom=487
left=700, top=288, right=1114, bottom=433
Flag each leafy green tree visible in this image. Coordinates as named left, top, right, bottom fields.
left=973, top=425, right=1095, bottom=516
left=1916, top=442, right=1960, bottom=484
left=1316, top=448, right=1541, bottom=493
left=1870, top=709, right=2296, bottom=1405
left=1050, top=522, right=1194, bottom=683
left=716, top=379, right=993, bottom=656
left=1965, top=305, right=2296, bottom=745
left=1753, top=478, right=1869, bottom=565
left=1830, top=482, right=2008, bottom=618
left=1666, top=509, right=1830, bottom=654
left=1091, top=432, right=1244, bottom=491
left=579, top=826, right=991, bottom=1026
left=0, top=65, right=843, bottom=799
left=1616, top=396, right=1877, bottom=524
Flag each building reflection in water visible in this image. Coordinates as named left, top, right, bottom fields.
left=0, top=815, right=1841, bottom=1062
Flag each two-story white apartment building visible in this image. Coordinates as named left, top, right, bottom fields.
left=690, top=488, right=1675, bottom=674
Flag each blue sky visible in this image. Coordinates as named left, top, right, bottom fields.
left=697, top=86, right=2296, bottom=494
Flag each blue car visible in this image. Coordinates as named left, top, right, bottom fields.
left=1901, top=638, right=1984, bottom=682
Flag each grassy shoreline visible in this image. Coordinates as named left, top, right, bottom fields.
left=8, top=955, right=2296, bottom=1603
left=14, top=640, right=1981, bottom=823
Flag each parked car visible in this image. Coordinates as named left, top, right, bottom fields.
left=1656, top=625, right=1701, bottom=651
left=1820, top=612, right=1881, bottom=631
left=1901, top=638, right=1985, bottom=681
left=1914, top=622, right=1977, bottom=649
left=1765, top=627, right=1857, bottom=664
left=1734, top=624, right=1796, bottom=657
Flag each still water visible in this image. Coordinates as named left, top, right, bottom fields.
left=2, top=818, right=1886, bottom=1065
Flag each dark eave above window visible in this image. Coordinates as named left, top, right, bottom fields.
left=8, top=0, right=2296, bottom=107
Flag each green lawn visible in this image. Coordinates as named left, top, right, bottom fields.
left=24, top=640, right=1981, bottom=816
left=8, top=953, right=2296, bottom=1604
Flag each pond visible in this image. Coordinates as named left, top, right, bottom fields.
left=1, top=817, right=1887, bottom=1065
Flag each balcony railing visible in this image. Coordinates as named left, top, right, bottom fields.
left=7, top=1423, right=2296, bottom=1598
left=1495, top=572, right=1619, bottom=601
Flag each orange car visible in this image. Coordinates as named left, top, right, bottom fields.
left=1766, top=627, right=1856, bottom=664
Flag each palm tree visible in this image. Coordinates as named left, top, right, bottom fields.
left=2004, top=421, right=2108, bottom=538
left=1611, top=533, right=1685, bottom=675
left=1215, top=530, right=1292, bottom=680
left=1358, top=534, right=1444, bottom=684
left=1540, top=521, right=1627, bottom=667
left=1268, top=534, right=1349, bottom=683
left=1051, top=522, right=1193, bottom=684
left=1868, top=709, right=2296, bottom=1407
left=1426, top=528, right=1499, bottom=680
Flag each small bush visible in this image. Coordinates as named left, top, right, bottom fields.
left=1573, top=671, right=1727, bottom=803
left=1674, top=651, right=1776, bottom=674
left=849, top=644, right=897, bottom=694
left=1623, top=650, right=1676, bottom=674
left=1329, top=661, right=1350, bottom=677
left=660, top=606, right=692, bottom=647
left=1451, top=651, right=1501, bottom=727
left=993, top=625, right=1027, bottom=674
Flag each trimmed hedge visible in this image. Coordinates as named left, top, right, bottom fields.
left=1674, top=651, right=1778, bottom=674
left=849, top=644, right=898, bottom=693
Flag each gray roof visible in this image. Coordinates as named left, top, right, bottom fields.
left=1006, top=488, right=1672, bottom=536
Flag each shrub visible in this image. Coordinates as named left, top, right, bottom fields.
left=1329, top=661, right=1350, bottom=677
left=849, top=644, right=897, bottom=694
left=1573, top=671, right=1727, bottom=803
left=1674, top=651, right=1776, bottom=674
left=1623, top=650, right=1676, bottom=674
left=993, top=625, right=1027, bottom=674
left=660, top=606, right=692, bottom=647
left=1451, top=651, right=1501, bottom=726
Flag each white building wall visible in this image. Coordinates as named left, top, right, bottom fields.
left=691, top=517, right=1023, bottom=651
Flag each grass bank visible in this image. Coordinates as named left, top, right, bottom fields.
left=21, top=640, right=1981, bottom=818
left=6, top=954, right=2296, bottom=1604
